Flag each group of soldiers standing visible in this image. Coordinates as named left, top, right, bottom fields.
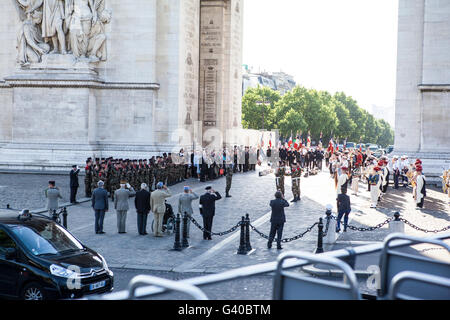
left=84, top=155, right=189, bottom=199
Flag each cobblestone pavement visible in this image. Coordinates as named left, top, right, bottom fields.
left=0, top=172, right=84, bottom=210
left=1, top=169, right=449, bottom=299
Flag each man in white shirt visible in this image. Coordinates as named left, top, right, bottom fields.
left=337, top=166, right=349, bottom=196
left=392, top=156, right=401, bottom=189
left=401, top=156, right=410, bottom=187
left=415, top=165, right=426, bottom=209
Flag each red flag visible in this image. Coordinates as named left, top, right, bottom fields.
left=269, top=133, right=272, bottom=148
left=288, top=132, right=293, bottom=148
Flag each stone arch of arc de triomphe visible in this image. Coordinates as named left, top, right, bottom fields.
left=0, top=0, right=448, bottom=178
left=0, top=0, right=252, bottom=170
left=394, top=0, right=450, bottom=183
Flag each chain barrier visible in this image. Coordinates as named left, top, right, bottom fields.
left=187, top=215, right=242, bottom=236
left=399, top=218, right=450, bottom=234
left=249, top=222, right=319, bottom=243
left=345, top=217, right=394, bottom=232
left=187, top=213, right=450, bottom=241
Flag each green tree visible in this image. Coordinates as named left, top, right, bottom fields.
left=334, top=92, right=367, bottom=141
left=241, top=86, right=280, bottom=130
left=376, top=119, right=394, bottom=147
left=278, top=108, right=308, bottom=137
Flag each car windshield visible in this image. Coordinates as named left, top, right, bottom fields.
left=7, top=220, right=84, bottom=256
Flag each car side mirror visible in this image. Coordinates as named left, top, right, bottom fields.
left=5, top=248, right=17, bottom=260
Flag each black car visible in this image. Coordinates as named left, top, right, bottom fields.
left=0, top=210, right=113, bottom=300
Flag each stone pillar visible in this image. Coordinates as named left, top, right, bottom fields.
left=394, top=0, right=425, bottom=153
left=394, top=0, right=450, bottom=184
left=199, top=0, right=243, bottom=148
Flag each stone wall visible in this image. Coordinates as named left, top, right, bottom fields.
left=394, top=0, right=450, bottom=183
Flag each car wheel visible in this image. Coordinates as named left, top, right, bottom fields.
left=22, top=282, right=46, bottom=301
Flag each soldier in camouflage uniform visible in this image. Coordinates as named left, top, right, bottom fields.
left=91, top=166, right=100, bottom=194
left=84, top=159, right=93, bottom=197
left=275, top=161, right=287, bottom=196
left=289, top=162, right=302, bottom=202
left=110, top=163, right=120, bottom=201
left=148, top=159, right=155, bottom=191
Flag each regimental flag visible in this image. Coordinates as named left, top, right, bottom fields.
left=269, top=133, right=272, bottom=148
left=336, top=137, right=340, bottom=151
left=343, top=137, right=347, bottom=150
left=328, top=137, right=334, bottom=153
left=307, top=131, right=311, bottom=148
left=359, top=136, right=363, bottom=152
left=288, top=131, right=293, bottom=148
left=293, top=131, right=299, bottom=150
left=260, top=133, right=264, bottom=148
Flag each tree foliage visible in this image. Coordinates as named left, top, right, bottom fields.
left=242, top=86, right=394, bottom=147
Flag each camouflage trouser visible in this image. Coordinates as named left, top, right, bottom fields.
left=292, top=177, right=301, bottom=198
left=276, top=177, right=285, bottom=196
left=148, top=173, right=154, bottom=190
left=84, top=178, right=92, bottom=197
left=226, top=175, right=232, bottom=193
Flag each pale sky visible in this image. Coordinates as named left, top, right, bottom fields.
left=243, top=0, right=399, bottom=114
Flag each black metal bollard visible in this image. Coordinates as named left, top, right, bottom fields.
left=237, top=217, right=247, bottom=255
left=182, top=212, right=189, bottom=248
left=245, top=214, right=252, bottom=252
left=394, top=212, right=400, bottom=221
left=173, top=214, right=182, bottom=251
left=62, top=207, right=68, bottom=229
left=6, top=204, right=10, bottom=209
left=315, top=218, right=324, bottom=254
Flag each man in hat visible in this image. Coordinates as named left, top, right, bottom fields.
left=369, top=166, right=382, bottom=208
left=199, top=186, right=222, bottom=240
left=268, top=191, right=289, bottom=250
left=178, top=186, right=199, bottom=239
left=275, top=161, right=287, bottom=196
left=392, top=156, right=401, bottom=189
left=150, top=182, right=172, bottom=237
left=415, top=165, right=426, bottom=209
left=45, top=181, right=62, bottom=217
left=401, top=156, right=410, bottom=187
left=85, top=159, right=93, bottom=197
left=290, top=162, right=302, bottom=202
left=69, top=165, right=80, bottom=204
left=337, top=166, right=349, bottom=196
left=380, top=160, right=389, bottom=196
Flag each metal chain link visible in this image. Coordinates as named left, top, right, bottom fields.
left=249, top=222, right=319, bottom=243
left=399, top=218, right=450, bottom=234
left=187, top=215, right=242, bottom=236
left=345, top=218, right=394, bottom=232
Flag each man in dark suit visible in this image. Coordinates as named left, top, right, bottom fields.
left=70, top=165, right=80, bottom=204
left=91, top=180, right=109, bottom=234
left=199, top=186, right=222, bottom=240
left=268, top=191, right=289, bottom=250
left=135, top=183, right=151, bottom=235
